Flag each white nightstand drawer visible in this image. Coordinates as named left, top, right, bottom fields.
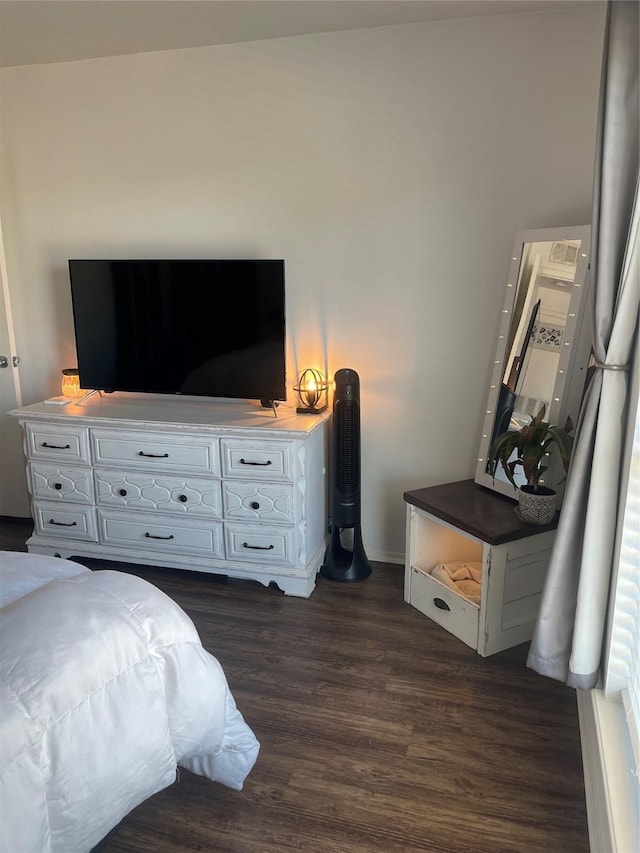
left=221, top=439, right=293, bottom=481
left=26, top=423, right=90, bottom=464
left=225, top=523, right=294, bottom=566
left=33, top=501, right=98, bottom=542
left=29, top=463, right=94, bottom=504
left=91, top=430, right=219, bottom=475
left=223, top=481, right=294, bottom=523
left=95, top=469, right=222, bottom=517
left=408, top=565, right=479, bottom=650
left=98, top=510, right=224, bottom=556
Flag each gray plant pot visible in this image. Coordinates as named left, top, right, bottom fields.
left=518, top=485, right=557, bottom=525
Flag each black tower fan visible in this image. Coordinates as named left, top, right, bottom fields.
left=321, top=368, right=372, bottom=582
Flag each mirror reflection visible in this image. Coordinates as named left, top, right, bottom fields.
left=475, top=225, right=592, bottom=500
left=493, top=239, right=581, bottom=450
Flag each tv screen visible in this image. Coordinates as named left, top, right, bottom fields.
left=68, top=259, right=286, bottom=401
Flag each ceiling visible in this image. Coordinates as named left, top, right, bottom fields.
left=0, top=0, right=595, bottom=68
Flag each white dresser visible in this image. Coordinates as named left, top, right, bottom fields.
left=10, top=396, right=330, bottom=597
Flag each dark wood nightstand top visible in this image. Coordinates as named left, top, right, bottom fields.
left=404, top=479, right=559, bottom=546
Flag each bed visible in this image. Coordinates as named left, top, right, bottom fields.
left=0, top=551, right=260, bottom=853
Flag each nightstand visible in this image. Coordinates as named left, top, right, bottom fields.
left=404, top=479, right=558, bottom=656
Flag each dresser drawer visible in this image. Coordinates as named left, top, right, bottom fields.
left=91, top=430, right=220, bottom=475
left=223, top=481, right=294, bottom=523
left=225, top=523, right=294, bottom=567
left=408, top=565, right=479, bottom=650
left=33, top=501, right=98, bottom=542
left=98, top=510, right=224, bottom=557
left=95, top=470, right=222, bottom=518
left=29, top=463, right=94, bottom=504
left=221, top=438, right=293, bottom=481
left=25, top=423, right=90, bottom=464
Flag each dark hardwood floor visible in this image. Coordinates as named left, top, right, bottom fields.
left=0, top=518, right=589, bottom=852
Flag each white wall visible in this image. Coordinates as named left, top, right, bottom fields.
left=0, top=6, right=605, bottom=560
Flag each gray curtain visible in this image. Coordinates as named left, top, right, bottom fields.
left=527, top=0, right=639, bottom=689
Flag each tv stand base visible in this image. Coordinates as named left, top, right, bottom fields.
left=260, top=399, right=279, bottom=417
left=75, top=389, right=102, bottom=405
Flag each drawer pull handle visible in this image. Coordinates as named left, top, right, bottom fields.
left=178, top=494, right=188, bottom=503
left=49, top=519, right=77, bottom=527
left=145, top=532, right=175, bottom=540
left=242, top=542, right=274, bottom=551
left=138, top=451, right=169, bottom=458
left=250, top=501, right=260, bottom=510
left=42, top=442, right=70, bottom=450
left=118, top=489, right=127, bottom=497
left=433, top=597, right=451, bottom=611
left=239, top=458, right=272, bottom=466
left=54, top=482, right=62, bottom=490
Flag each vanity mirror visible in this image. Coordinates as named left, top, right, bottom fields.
left=475, top=225, right=592, bottom=500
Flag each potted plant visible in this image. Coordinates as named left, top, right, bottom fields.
left=488, top=406, right=574, bottom=524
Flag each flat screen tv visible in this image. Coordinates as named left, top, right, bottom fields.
left=68, top=259, right=286, bottom=402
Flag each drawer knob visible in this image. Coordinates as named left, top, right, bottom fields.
left=54, top=482, right=62, bottom=490
left=243, top=542, right=274, bottom=551
left=239, top=458, right=272, bottom=466
left=42, top=442, right=70, bottom=450
left=433, top=597, right=451, bottom=611
left=250, top=501, right=260, bottom=510
left=118, top=488, right=127, bottom=497
left=138, top=451, right=169, bottom=458
left=48, top=518, right=77, bottom=527
left=178, top=494, right=188, bottom=503
left=145, top=532, right=175, bottom=540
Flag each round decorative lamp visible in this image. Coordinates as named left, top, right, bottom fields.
left=61, top=368, right=85, bottom=399
left=293, top=368, right=328, bottom=414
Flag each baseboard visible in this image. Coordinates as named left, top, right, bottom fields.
left=368, top=549, right=404, bottom=565
left=577, top=688, right=640, bottom=853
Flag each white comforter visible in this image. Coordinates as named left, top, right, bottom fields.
left=0, top=552, right=260, bottom=853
